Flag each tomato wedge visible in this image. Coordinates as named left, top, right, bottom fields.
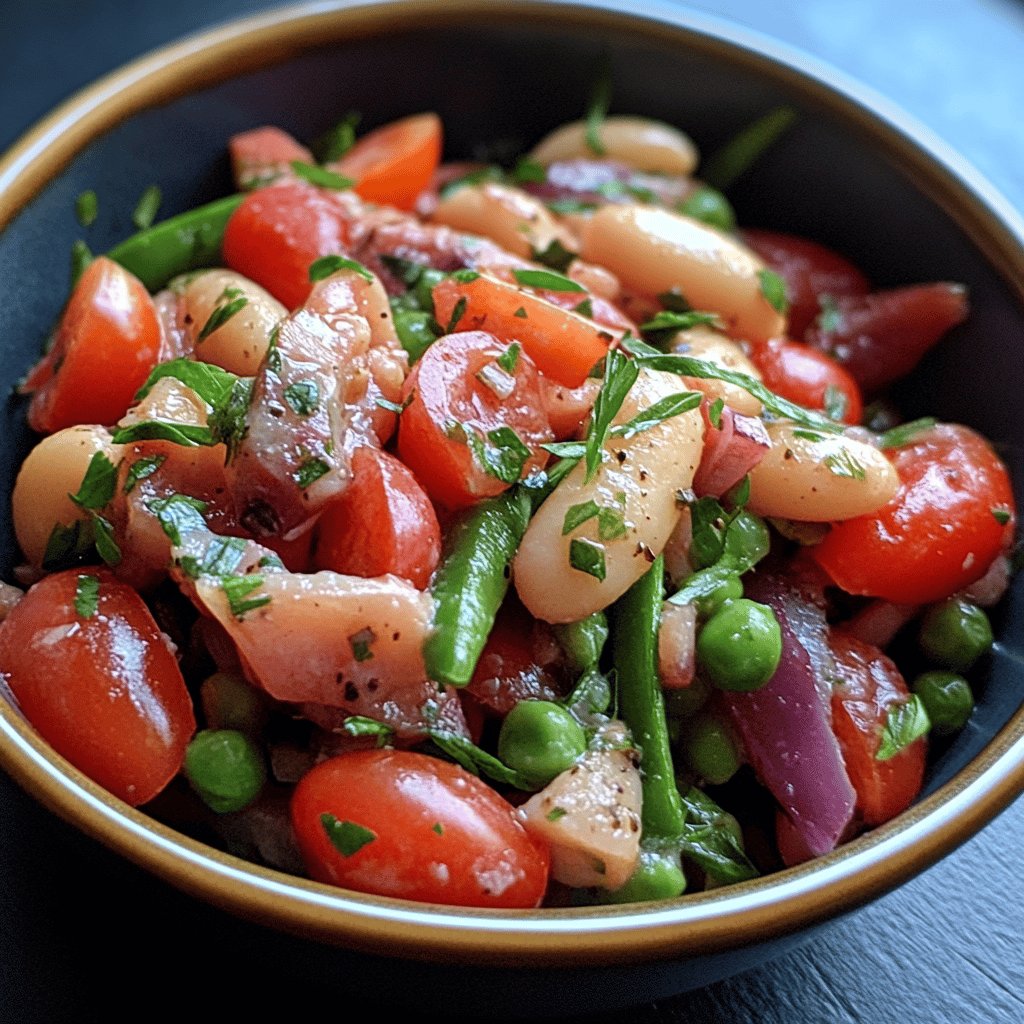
left=0, top=569, right=195, bottom=805
left=432, top=274, right=612, bottom=387
left=750, top=338, right=862, bottom=425
left=829, top=631, right=925, bottom=826
left=314, top=446, right=441, bottom=588
left=332, top=113, right=442, bottom=211
left=24, top=257, right=161, bottom=433
left=398, top=331, right=553, bottom=509
left=222, top=179, right=352, bottom=309
left=813, top=424, right=1015, bottom=603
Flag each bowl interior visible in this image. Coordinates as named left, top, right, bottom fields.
left=0, top=0, right=1021, bottom=965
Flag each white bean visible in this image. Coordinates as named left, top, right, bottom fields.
left=12, top=425, right=121, bottom=566
left=667, top=324, right=763, bottom=415
left=514, top=368, right=704, bottom=623
left=580, top=205, right=786, bottom=343
left=530, top=116, right=699, bottom=176
left=431, top=182, right=577, bottom=260
left=747, top=422, right=899, bottom=521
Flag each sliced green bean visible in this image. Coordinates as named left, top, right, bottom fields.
left=108, top=194, right=244, bottom=291
left=423, top=488, right=531, bottom=687
left=553, top=611, right=608, bottom=673
left=610, top=554, right=684, bottom=842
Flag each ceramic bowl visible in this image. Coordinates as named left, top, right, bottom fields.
left=0, top=0, right=1022, bottom=1014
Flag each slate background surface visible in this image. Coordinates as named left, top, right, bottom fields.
left=1, top=1, right=1023, bottom=1020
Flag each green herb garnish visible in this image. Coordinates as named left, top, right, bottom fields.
left=610, top=390, right=702, bottom=440
left=75, top=190, right=98, bottom=228
left=283, top=380, right=320, bottom=416
left=290, top=160, right=354, bottom=190
left=467, top=426, right=531, bottom=484
left=295, top=456, right=331, bottom=490
left=757, top=268, right=789, bottom=314
left=122, top=455, right=166, bottom=495
left=221, top=574, right=270, bottom=619
left=876, top=695, right=931, bottom=761
left=132, top=185, right=162, bottom=230
left=321, top=814, right=377, bottom=856
left=197, top=288, right=248, bottom=342
left=562, top=500, right=600, bottom=535
left=701, top=106, right=796, bottom=191
left=585, top=56, right=612, bottom=155
left=74, top=574, right=100, bottom=618
left=878, top=417, right=937, bottom=449
left=569, top=537, right=607, bottom=580
left=513, top=268, right=586, bottom=293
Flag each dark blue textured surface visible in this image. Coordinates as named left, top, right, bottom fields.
left=1, top=2, right=1023, bottom=1021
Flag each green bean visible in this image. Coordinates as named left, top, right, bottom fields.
left=423, top=488, right=531, bottom=687
left=552, top=611, right=608, bottom=673
left=610, top=554, right=684, bottom=841
left=108, top=194, right=244, bottom=291
left=603, top=846, right=686, bottom=903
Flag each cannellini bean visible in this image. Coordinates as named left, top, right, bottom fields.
left=514, top=368, right=704, bottom=623
left=431, top=182, right=578, bottom=260
left=667, top=324, right=763, bottom=415
left=530, top=116, right=699, bottom=176
left=12, top=425, right=121, bottom=565
left=580, top=205, right=786, bottom=343
left=170, top=269, right=286, bottom=376
left=659, top=601, right=698, bottom=689
left=747, top=422, right=899, bottom=521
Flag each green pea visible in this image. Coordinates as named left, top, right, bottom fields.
left=912, top=671, right=975, bottom=735
left=695, top=575, right=743, bottom=618
left=184, top=729, right=266, bottom=814
left=199, top=672, right=266, bottom=735
left=392, top=308, right=438, bottom=363
left=680, top=712, right=741, bottom=785
left=497, top=700, right=587, bottom=787
left=603, top=847, right=686, bottom=903
left=677, top=185, right=736, bottom=233
left=553, top=612, right=609, bottom=673
left=414, top=267, right=449, bottom=312
left=697, top=598, right=781, bottom=692
left=918, top=598, right=993, bottom=672
left=663, top=674, right=711, bottom=720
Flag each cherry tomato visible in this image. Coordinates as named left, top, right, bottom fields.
left=228, top=126, right=313, bottom=190
left=332, top=113, right=442, bottom=211
left=0, top=569, right=195, bottom=805
left=829, top=631, right=925, bottom=826
left=432, top=274, right=613, bottom=388
left=222, top=179, right=352, bottom=309
left=291, top=749, right=550, bottom=907
left=803, top=283, right=968, bottom=393
left=313, top=446, right=441, bottom=588
left=813, top=424, right=1016, bottom=603
left=750, top=338, right=862, bottom=425
left=741, top=229, right=870, bottom=336
left=24, top=257, right=161, bottom=434
left=397, top=331, right=553, bottom=509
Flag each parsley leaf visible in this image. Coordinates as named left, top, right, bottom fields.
left=123, top=455, right=166, bottom=495
left=757, top=268, right=789, bottom=314
left=513, top=268, right=586, bottom=293
left=496, top=342, right=521, bottom=374
left=42, top=521, right=96, bottom=572
left=531, top=238, right=576, bottom=272
left=878, top=417, right=937, bottom=449
left=198, top=289, right=247, bottom=342
left=610, top=390, right=702, bottom=440
left=823, top=384, right=848, bottom=422
left=308, top=254, right=373, bottom=283
left=574, top=298, right=594, bottom=319
left=135, top=357, right=238, bottom=407
left=584, top=346, right=639, bottom=481
left=438, top=165, right=503, bottom=199
left=427, top=728, right=535, bottom=790
left=444, top=295, right=468, bottom=335
left=221, top=575, right=270, bottom=619
left=290, top=160, right=354, bottom=190
left=91, top=515, right=122, bottom=566
left=640, top=310, right=721, bottom=335
left=132, top=185, right=162, bottom=230
left=178, top=535, right=249, bottom=580
left=679, top=787, right=758, bottom=883
left=585, top=56, right=612, bottom=156
left=563, top=500, right=600, bottom=535
left=208, top=377, right=254, bottom=462
left=701, top=106, right=796, bottom=191
left=295, top=456, right=331, bottom=490
left=510, top=157, right=547, bottom=184
left=147, top=494, right=208, bottom=545
left=876, top=695, right=931, bottom=761
left=569, top=537, right=606, bottom=580
left=708, top=397, right=725, bottom=430
left=342, top=716, right=394, bottom=746
left=75, top=190, right=98, bottom=228
left=69, top=452, right=118, bottom=511
left=824, top=447, right=866, bottom=480
left=320, top=813, right=377, bottom=856
left=283, top=380, right=320, bottom=416
left=74, top=574, right=100, bottom=618
left=313, top=111, right=360, bottom=162
left=111, top=421, right=217, bottom=447
left=597, top=507, right=627, bottom=540
left=468, top=426, right=531, bottom=484
left=348, top=627, right=375, bottom=663
left=992, top=507, right=1012, bottom=526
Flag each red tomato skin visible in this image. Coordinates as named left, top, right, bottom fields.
left=222, top=180, right=352, bottom=309
left=741, top=229, right=870, bottom=336
left=0, top=569, right=195, bottom=806
left=813, top=424, right=1016, bottom=603
left=803, top=283, right=968, bottom=393
left=398, top=331, right=553, bottom=510
left=829, top=632, right=925, bottom=827
left=333, top=113, right=442, bottom=211
left=750, top=338, right=863, bottom=425
left=313, top=446, right=441, bottom=588
left=25, top=258, right=161, bottom=433
left=291, top=749, right=550, bottom=908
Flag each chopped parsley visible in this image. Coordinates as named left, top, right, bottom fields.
left=545, top=807, right=568, bottom=822
left=432, top=822, right=445, bottom=835
left=513, top=306, right=528, bottom=319
left=135, top=357, right=238, bottom=407
left=531, top=238, right=576, bottom=272
left=290, top=160, right=354, bottom=190
left=132, top=185, right=162, bottom=230
left=444, top=295, right=468, bottom=334
left=69, top=452, right=118, bottom=511
left=221, top=574, right=271, bottom=619
left=584, top=346, right=639, bottom=481
left=341, top=716, right=394, bottom=746
left=825, top=447, right=866, bottom=480
left=512, top=268, right=586, bottom=293
left=584, top=56, right=612, bottom=156
left=573, top=297, right=594, bottom=319
left=197, top=288, right=248, bottom=342
left=597, top=507, right=627, bottom=540
left=876, top=696, right=931, bottom=761
left=313, top=111, right=360, bottom=162
left=122, top=455, right=166, bottom=494
left=111, top=421, right=217, bottom=447
left=610, top=390, right=702, bottom=440
left=757, top=268, right=790, bottom=314
left=294, top=456, right=331, bottom=490
left=497, top=342, right=521, bottom=374
left=426, top=726, right=534, bottom=790
left=510, top=157, right=547, bottom=184
left=700, top=106, right=796, bottom=192
left=75, top=190, right=98, bottom=227
left=823, top=384, right=848, bottom=422
left=438, top=165, right=503, bottom=199
left=569, top=537, right=607, bottom=580
left=708, top=397, right=725, bottom=430
left=283, top=380, right=320, bottom=416
left=73, top=574, right=100, bottom=618
left=878, top=417, right=937, bottom=449
left=658, top=288, right=691, bottom=312
left=562, top=499, right=600, bottom=535
left=320, top=814, right=377, bottom=857
left=177, top=535, right=248, bottom=580
left=147, top=494, right=208, bottom=545
left=308, top=254, right=373, bottom=283
left=640, top=310, right=721, bottom=335
left=467, top=426, right=531, bottom=484
left=348, top=627, right=376, bottom=663
left=546, top=198, right=597, bottom=215
left=992, top=507, right=1012, bottom=526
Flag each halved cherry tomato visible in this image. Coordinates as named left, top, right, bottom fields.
left=741, top=229, right=870, bottom=336
left=432, top=274, right=612, bottom=388
left=313, top=446, right=441, bottom=588
left=24, top=257, right=161, bottom=433
left=750, top=338, right=862, bottom=425
left=0, top=569, right=195, bottom=805
left=803, top=283, right=968, bottom=393
left=291, top=749, right=550, bottom=907
left=813, top=424, right=1016, bottom=603
left=398, top=331, right=553, bottom=509
left=228, top=126, right=313, bottom=190
left=828, top=631, right=925, bottom=826
left=332, top=113, right=442, bottom=211
left=222, top=179, right=352, bottom=309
